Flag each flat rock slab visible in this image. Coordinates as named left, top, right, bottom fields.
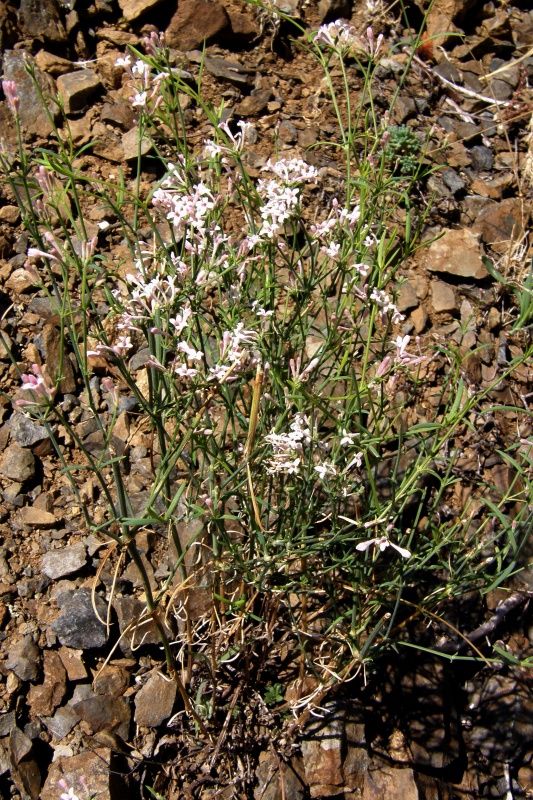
left=165, top=0, right=230, bottom=51
left=27, top=650, right=66, bottom=716
left=426, top=228, right=488, bottom=280
left=42, top=543, right=86, bottom=579
left=5, top=636, right=40, bottom=682
left=19, top=0, right=66, bottom=42
left=18, top=507, right=57, bottom=528
left=472, top=198, right=526, bottom=253
left=2, top=51, right=56, bottom=138
left=0, top=443, right=35, bottom=482
left=52, top=589, right=108, bottom=649
left=41, top=748, right=112, bottom=800
left=57, top=69, right=102, bottom=115
left=118, top=0, right=163, bottom=21
left=134, top=670, right=177, bottom=727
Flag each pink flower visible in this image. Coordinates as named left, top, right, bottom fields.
left=2, top=80, right=19, bottom=114
left=15, top=364, right=55, bottom=407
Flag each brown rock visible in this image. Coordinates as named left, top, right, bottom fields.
left=165, top=0, right=230, bottom=51
left=93, top=664, right=130, bottom=698
left=118, top=0, right=163, bottom=22
left=73, top=693, right=130, bottom=736
left=255, top=751, right=306, bottom=800
left=19, top=0, right=66, bottom=43
left=426, top=228, right=488, bottom=280
left=5, top=636, right=40, bottom=681
left=18, top=506, right=57, bottom=527
left=472, top=198, right=526, bottom=254
left=396, top=281, right=418, bottom=313
left=34, top=50, right=73, bottom=76
left=121, top=126, right=152, bottom=160
left=57, top=69, right=102, bottom=115
left=410, top=305, right=428, bottom=334
left=362, top=761, right=419, bottom=799
left=2, top=51, right=56, bottom=138
left=41, top=748, right=111, bottom=800
left=27, top=650, right=66, bottom=716
left=134, top=670, right=177, bottom=727
left=5, top=267, right=36, bottom=294
left=0, top=444, right=35, bottom=482
left=431, top=279, right=456, bottom=312
left=236, top=89, right=273, bottom=117
left=58, top=647, right=88, bottom=681
left=302, top=714, right=344, bottom=797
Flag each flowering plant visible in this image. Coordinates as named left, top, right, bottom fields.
left=1, top=18, right=529, bottom=732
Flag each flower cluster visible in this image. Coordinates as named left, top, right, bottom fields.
left=314, top=21, right=385, bottom=60
left=115, top=53, right=164, bottom=110
left=153, top=165, right=218, bottom=241
left=256, top=158, right=318, bottom=239
left=265, top=414, right=313, bottom=475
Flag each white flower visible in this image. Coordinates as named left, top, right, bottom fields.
left=60, top=789, right=81, bottom=800
left=132, top=91, right=148, bottom=107
left=177, top=341, right=203, bottom=361
left=321, top=241, right=341, bottom=259
left=265, top=414, right=312, bottom=475
left=356, top=536, right=411, bottom=559
left=115, top=54, right=132, bottom=69
left=340, top=429, right=357, bottom=446
left=170, top=304, right=192, bottom=335
left=263, top=158, right=318, bottom=183
left=174, top=363, right=198, bottom=379
left=314, top=20, right=357, bottom=52
left=314, top=462, right=337, bottom=480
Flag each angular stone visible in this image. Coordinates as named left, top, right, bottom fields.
left=0, top=443, right=35, bottom=482
left=431, top=280, right=456, bottom=312
left=93, top=665, right=130, bottom=698
left=52, top=589, right=108, bottom=649
left=121, top=126, right=152, bottom=160
left=426, top=228, right=488, bottom=280
left=472, top=198, right=525, bottom=254
left=114, top=595, right=163, bottom=652
left=5, top=636, right=40, bottom=681
left=18, top=507, right=57, bottom=527
left=41, top=748, right=111, bottom=800
left=42, top=543, right=86, bottom=579
left=9, top=727, right=32, bottom=765
left=235, top=89, right=272, bottom=117
left=361, top=760, right=419, bottom=800
left=7, top=414, right=48, bottom=447
left=57, top=647, right=88, bottom=681
left=19, top=0, right=66, bottom=43
left=165, top=0, right=230, bottom=51
left=411, top=305, right=428, bottom=334
left=134, top=671, right=177, bottom=727
left=2, top=51, right=56, bottom=138
left=57, top=70, right=102, bottom=115
left=396, top=281, right=418, bottom=313
left=34, top=50, right=74, bottom=76
left=118, top=0, right=163, bottom=22
left=27, top=650, right=66, bottom=716
left=73, top=693, right=130, bottom=736
left=302, top=711, right=344, bottom=798
left=41, top=705, right=80, bottom=740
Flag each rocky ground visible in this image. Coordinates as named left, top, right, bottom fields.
left=0, top=0, right=532, bottom=798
